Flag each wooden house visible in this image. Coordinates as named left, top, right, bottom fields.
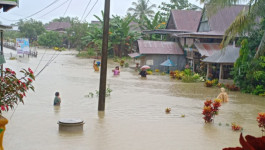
left=174, top=5, right=247, bottom=73
left=131, top=40, right=186, bottom=71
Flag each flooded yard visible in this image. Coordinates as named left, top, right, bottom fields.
left=2, top=48, right=265, bottom=150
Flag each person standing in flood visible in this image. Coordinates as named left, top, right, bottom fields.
left=217, top=87, right=229, bottom=102
left=139, top=68, right=147, bottom=77
left=93, top=60, right=99, bottom=71
left=54, top=92, right=61, bottom=106
left=112, top=66, right=120, bottom=75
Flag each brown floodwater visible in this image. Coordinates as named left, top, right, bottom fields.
left=2, top=48, right=265, bottom=150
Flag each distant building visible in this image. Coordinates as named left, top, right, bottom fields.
left=45, top=22, right=71, bottom=33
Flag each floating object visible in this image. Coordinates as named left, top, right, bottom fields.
left=165, top=108, right=171, bottom=113
left=140, top=65, right=150, bottom=69
left=58, top=119, right=84, bottom=132
left=181, top=114, right=185, bottom=118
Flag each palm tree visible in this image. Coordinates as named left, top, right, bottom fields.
left=127, top=0, right=156, bottom=20
left=200, top=0, right=265, bottom=58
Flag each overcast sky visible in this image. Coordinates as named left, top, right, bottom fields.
left=0, top=0, right=203, bottom=25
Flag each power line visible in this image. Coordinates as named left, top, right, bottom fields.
left=4, top=0, right=61, bottom=22
left=39, top=0, right=71, bottom=19
left=81, top=0, right=92, bottom=21
left=83, top=0, right=99, bottom=21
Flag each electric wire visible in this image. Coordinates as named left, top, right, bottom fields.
left=81, top=0, right=92, bottom=21
left=8, top=0, right=61, bottom=22
left=39, top=0, right=71, bottom=19
left=83, top=0, right=99, bottom=21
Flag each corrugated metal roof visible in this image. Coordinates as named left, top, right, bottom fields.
left=195, top=43, right=222, bottom=57
left=171, top=10, right=202, bottom=32
left=207, top=5, right=247, bottom=32
left=202, top=46, right=240, bottom=63
left=138, top=40, right=184, bottom=55
left=45, top=22, right=71, bottom=31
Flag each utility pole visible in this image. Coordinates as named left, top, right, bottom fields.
left=98, top=0, right=110, bottom=111
left=1, top=31, right=3, bottom=77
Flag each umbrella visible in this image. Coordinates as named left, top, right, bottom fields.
left=160, top=59, right=175, bottom=66
left=140, top=65, right=150, bottom=69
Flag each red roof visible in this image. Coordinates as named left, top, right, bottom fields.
left=138, top=40, right=184, bottom=55
left=170, top=10, right=202, bottom=32
left=194, top=43, right=221, bottom=57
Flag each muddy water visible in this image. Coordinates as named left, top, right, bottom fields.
left=2, top=48, right=265, bottom=150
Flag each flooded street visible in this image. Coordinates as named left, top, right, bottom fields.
left=2, top=48, right=265, bottom=150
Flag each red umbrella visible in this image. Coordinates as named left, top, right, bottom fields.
left=140, top=65, right=150, bottom=69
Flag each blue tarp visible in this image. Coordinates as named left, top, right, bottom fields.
left=160, top=59, right=175, bottom=67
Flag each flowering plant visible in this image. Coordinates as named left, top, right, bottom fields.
left=202, top=99, right=221, bottom=123
left=231, top=123, right=243, bottom=131
left=0, top=68, right=35, bottom=112
left=257, top=112, right=265, bottom=135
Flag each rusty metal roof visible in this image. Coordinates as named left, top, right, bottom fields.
left=45, top=22, right=71, bottom=31
left=170, top=10, right=202, bottom=32
left=195, top=43, right=222, bottom=57
left=137, top=40, right=184, bottom=55
left=202, top=46, right=240, bottom=63
left=206, top=5, right=248, bottom=32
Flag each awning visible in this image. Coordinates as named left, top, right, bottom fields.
left=202, top=46, right=240, bottom=64
left=128, top=52, right=141, bottom=58
left=194, top=43, right=221, bottom=57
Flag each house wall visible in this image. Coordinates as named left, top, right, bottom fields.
left=140, top=54, right=186, bottom=71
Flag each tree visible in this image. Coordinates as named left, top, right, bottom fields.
left=17, top=19, right=45, bottom=43
left=66, top=18, right=89, bottom=50
left=127, top=0, right=156, bottom=20
left=159, top=0, right=202, bottom=18
left=38, top=31, right=62, bottom=47
left=200, top=0, right=265, bottom=58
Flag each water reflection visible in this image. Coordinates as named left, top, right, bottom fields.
left=53, top=106, right=60, bottom=114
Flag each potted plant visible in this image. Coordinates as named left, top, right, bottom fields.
left=0, top=67, right=35, bottom=149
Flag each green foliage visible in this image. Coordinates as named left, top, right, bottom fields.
left=83, top=14, right=140, bottom=57
left=159, top=0, right=201, bottom=18
left=38, top=31, right=62, bottom=47
left=18, top=19, right=45, bottom=42
left=233, top=38, right=265, bottom=95
left=127, top=0, right=156, bottom=20
left=4, top=30, right=21, bottom=42
left=66, top=17, right=89, bottom=49
left=87, top=88, right=113, bottom=98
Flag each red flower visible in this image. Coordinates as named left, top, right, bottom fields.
left=28, top=68, right=34, bottom=74
left=28, top=78, right=32, bottom=82
left=5, top=68, right=10, bottom=72
left=19, top=94, right=24, bottom=99
left=11, top=71, right=16, bottom=75
left=1, top=105, right=5, bottom=111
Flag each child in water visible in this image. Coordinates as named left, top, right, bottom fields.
left=217, top=87, right=229, bottom=102
left=54, top=92, right=61, bottom=106
left=112, top=66, right=120, bottom=75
